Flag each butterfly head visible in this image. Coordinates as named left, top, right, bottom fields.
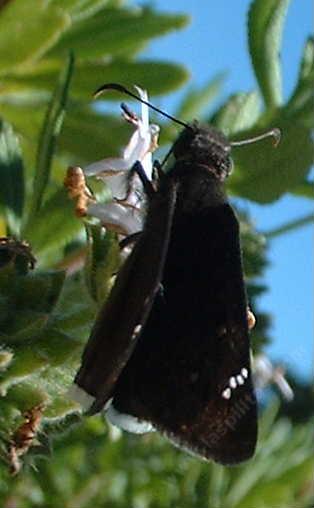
left=172, top=121, right=233, bottom=181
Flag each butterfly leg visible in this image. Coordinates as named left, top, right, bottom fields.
left=132, top=161, right=156, bottom=199
left=152, top=159, right=164, bottom=183
left=119, top=232, right=142, bottom=250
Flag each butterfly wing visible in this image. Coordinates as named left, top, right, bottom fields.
left=73, top=179, right=178, bottom=413
left=110, top=202, right=257, bottom=464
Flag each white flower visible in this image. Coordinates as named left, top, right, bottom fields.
left=253, top=354, right=294, bottom=401
left=83, top=87, right=160, bottom=235
left=65, top=87, right=159, bottom=236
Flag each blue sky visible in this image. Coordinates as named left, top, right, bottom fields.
left=140, top=0, right=313, bottom=380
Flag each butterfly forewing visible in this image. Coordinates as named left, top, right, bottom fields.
left=75, top=180, right=178, bottom=412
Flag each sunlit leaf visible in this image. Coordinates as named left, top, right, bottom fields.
left=248, top=0, right=290, bottom=109
left=0, top=0, right=70, bottom=74
left=287, top=37, right=314, bottom=117
left=49, top=7, right=189, bottom=60
left=4, top=59, right=189, bottom=99
left=23, top=188, right=83, bottom=257
left=61, top=108, right=131, bottom=163
left=264, top=213, right=313, bottom=239
left=176, top=73, right=226, bottom=121
left=26, top=53, right=74, bottom=222
left=290, top=180, right=314, bottom=199
left=211, top=92, right=260, bottom=135
left=228, top=115, right=313, bottom=203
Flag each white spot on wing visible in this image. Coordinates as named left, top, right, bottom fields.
left=222, top=387, right=232, bottom=400
left=229, top=376, right=237, bottom=389
left=236, top=374, right=245, bottom=385
left=241, top=367, right=249, bottom=379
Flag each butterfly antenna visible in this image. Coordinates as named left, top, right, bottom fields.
left=231, top=128, right=281, bottom=148
left=93, top=83, right=190, bottom=130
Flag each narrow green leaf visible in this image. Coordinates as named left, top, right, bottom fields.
left=0, top=101, right=130, bottom=166
left=176, top=73, right=226, bottom=121
left=0, top=330, right=80, bottom=395
left=5, top=383, right=48, bottom=412
left=0, top=347, right=48, bottom=396
left=26, top=53, right=75, bottom=222
left=287, top=37, right=314, bottom=116
left=49, top=7, right=189, bottom=60
left=5, top=59, right=189, bottom=100
left=23, top=188, right=83, bottom=256
left=248, top=0, right=290, bottom=109
left=85, top=226, right=120, bottom=303
left=0, top=120, right=24, bottom=234
left=211, top=92, right=260, bottom=135
left=264, top=212, right=314, bottom=239
left=61, top=108, right=131, bottom=163
left=0, top=1, right=70, bottom=74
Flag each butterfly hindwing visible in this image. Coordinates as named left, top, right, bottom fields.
left=110, top=200, right=257, bottom=464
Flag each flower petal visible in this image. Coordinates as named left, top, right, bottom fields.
left=87, top=202, right=143, bottom=235
left=134, top=85, right=149, bottom=132
left=84, top=157, right=130, bottom=176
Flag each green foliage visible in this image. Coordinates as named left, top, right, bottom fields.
left=0, top=403, right=313, bottom=507
left=0, top=0, right=189, bottom=173
left=0, top=0, right=190, bottom=474
left=248, top=0, right=290, bottom=109
left=0, top=0, right=312, bottom=505
left=214, top=21, right=313, bottom=203
left=0, top=121, right=25, bottom=235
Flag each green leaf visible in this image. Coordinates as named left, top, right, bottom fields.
left=52, top=272, right=95, bottom=338
left=0, top=102, right=131, bottom=167
left=5, top=383, right=48, bottom=412
left=290, top=180, right=314, bottom=199
left=65, top=0, right=117, bottom=22
left=3, top=315, right=49, bottom=345
left=85, top=226, right=120, bottom=303
left=15, top=270, right=66, bottom=314
left=287, top=37, right=314, bottom=117
left=211, top=92, right=260, bottom=135
left=51, top=0, right=92, bottom=13
left=5, top=59, right=189, bottom=100
left=264, top=212, right=314, bottom=239
left=61, top=108, right=131, bottom=163
left=49, top=7, right=189, bottom=60
left=0, top=329, right=80, bottom=395
left=0, top=120, right=24, bottom=234
left=0, top=347, right=48, bottom=396
left=248, top=0, right=290, bottom=109
left=35, top=328, right=82, bottom=367
left=27, top=53, right=75, bottom=222
left=23, top=188, right=83, bottom=257
left=176, top=73, right=226, bottom=121
left=228, top=115, right=313, bottom=203
left=0, top=0, right=70, bottom=74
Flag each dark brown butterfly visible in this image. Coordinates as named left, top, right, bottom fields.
left=71, top=84, right=280, bottom=465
